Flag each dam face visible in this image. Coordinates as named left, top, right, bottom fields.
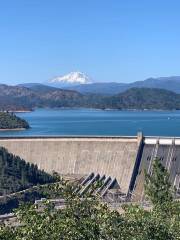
left=0, top=135, right=179, bottom=200
left=0, top=136, right=141, bottom=195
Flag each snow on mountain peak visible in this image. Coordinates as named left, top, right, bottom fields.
left=50, top=72, right=92, bottom=85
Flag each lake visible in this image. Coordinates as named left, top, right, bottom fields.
left=0, top=108, right=180, bottom=136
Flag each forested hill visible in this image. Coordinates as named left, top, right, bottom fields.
left=1, top=83, right=180, bottom=110
left=0, top=84, right=83, bottom=111
left=0, top=112, right=30, bottom=129
left=104, top=88, right=180, bottom=110
left=0, top=147, right=55, bottom=195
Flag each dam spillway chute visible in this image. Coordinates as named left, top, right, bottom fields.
left=74, top=172, right=126, bottom=203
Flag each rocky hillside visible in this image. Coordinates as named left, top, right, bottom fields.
left=0, top=84, right=84, bottom=111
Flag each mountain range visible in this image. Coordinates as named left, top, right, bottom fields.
left=33, top=72, right=180, bottom=95
left=1, top=73, right=180, bottom=111
left=1, top=83, right=180, bottom=111
left=63, top=76, right=180, bottom=95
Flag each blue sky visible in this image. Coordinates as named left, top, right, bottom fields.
left=0, top=0, right=180, bottom=84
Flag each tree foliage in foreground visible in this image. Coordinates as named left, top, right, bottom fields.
left=0, top=159, right=180, bottom=239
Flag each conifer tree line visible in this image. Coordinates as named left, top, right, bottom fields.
left=0, top=147, right=55, bottom=195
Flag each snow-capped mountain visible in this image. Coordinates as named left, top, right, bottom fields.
left=49, top=72, right=92, bottom=86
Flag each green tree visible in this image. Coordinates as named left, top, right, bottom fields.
left=0, top=224, right=15, bottom=240
left=144, top=158, right=173, bottom=207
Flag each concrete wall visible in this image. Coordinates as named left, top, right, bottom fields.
left=0, top=137, right=140, bottom=194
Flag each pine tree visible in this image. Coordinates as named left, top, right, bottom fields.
left=145, top=158, right=173, bottom=207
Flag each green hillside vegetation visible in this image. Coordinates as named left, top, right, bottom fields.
left=107, top=88, right=180, bottom=110
left=0, top=159, right=179, bottom=239
left=0, top=147, right=55, bottom=195
left=0, top=112, right=29, bottom=129
left=1, top=83, right=180, bottom=110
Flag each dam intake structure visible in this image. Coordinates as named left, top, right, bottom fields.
left=0, top=134, right=179, bottom=202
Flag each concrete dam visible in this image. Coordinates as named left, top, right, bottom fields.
left=0, top=134, right=179, bottom=200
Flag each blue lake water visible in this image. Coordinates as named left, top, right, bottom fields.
left=1, top=108, right=180, bottom=136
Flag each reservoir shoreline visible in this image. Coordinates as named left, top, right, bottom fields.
left=0, top=128, right=26, bottom=131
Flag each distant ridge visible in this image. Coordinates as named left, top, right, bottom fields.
left=64, top=76, right=180, bottom=95
left=18, top=83, right=59, bottom=93
left=19, top=75, right=180, bottom=95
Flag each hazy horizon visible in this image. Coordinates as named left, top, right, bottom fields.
left=1, top=0, right=180, bottom=84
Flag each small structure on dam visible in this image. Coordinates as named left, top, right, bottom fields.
left=0, top=133, right=179, bottom=202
